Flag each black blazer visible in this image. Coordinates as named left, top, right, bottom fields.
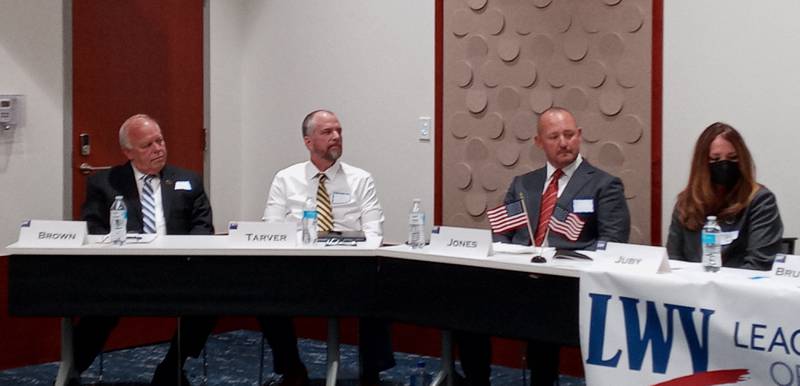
left=494, top=160, right=630, bottom=250
left=80, top=162, right=213, bottom=235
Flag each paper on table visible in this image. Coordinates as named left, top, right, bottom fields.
left=98, top=233, right=158, bottom=244
left=125, top=233, right=158, bottom=244
left=492, top=242, right=554, bottom=256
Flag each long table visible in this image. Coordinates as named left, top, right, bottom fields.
left=15, top=236, right=792, bottom=386
left=7, top=236, right=586, bottom=385
left=8, top=236, right=582, bottom=342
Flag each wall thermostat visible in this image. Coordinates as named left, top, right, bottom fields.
left=0, top=95, right=21, bottom=130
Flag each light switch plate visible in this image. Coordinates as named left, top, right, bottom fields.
left=418, top=116, right=432, bottom=142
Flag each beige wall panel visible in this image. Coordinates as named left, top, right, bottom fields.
left=443, top=0, right=653, bottom=244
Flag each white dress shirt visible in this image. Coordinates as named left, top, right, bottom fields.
left=543, top=153, right=583, bottom=198
left=263, top=160, right=384, bottom=245
left=132, top=165, right=166, bottom=235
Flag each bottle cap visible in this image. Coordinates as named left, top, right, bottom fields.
left=707, top=215, right=717, bottom=220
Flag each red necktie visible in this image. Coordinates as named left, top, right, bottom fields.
left=533, top=169, right=563, bottom=246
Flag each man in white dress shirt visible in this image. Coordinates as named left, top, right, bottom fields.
left=262, top=110, right=383, bottom=245
left=258, top=110, right=394, bottom=386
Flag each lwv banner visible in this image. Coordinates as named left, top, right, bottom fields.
left=580, top=269, right=800, bottom=386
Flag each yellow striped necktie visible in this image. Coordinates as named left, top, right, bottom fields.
left=316, top=173, right=333, bottom=232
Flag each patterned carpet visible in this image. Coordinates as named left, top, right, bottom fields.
left=0, top=330, right=584, bottom=386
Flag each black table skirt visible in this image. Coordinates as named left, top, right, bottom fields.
left=9, top=253, right=579, bottom=345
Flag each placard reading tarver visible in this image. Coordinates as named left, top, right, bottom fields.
left=228, top=221, right=296, bottom=248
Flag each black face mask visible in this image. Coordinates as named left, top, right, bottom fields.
left=709, top=160, right=741, bottom=188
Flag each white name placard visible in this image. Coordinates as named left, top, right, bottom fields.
left=228, top=221, right=296, bottom=248
left=17, top=220, right=87, bottom=247
left=594, top=242, right=671, bottom=274
left=428, top=226, right=491, bottom=259
left=770, top=254, right=800, bottom=286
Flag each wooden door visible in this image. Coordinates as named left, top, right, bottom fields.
left=72, top=0, right=205, bottom=219
left=71, top=0, right=205, bottom=352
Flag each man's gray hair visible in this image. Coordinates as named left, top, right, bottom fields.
left=301, top=109, right=334, bottom=137
left=119, top=114, right=156, bottom=149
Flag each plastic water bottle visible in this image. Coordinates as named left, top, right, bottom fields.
left=701, top=215, right=721, bottom=272
left=408, top=199, right=425, bottom=249
left=109, top=195, right=127, bottom=246
left=409, top=360, right=431, bottom=386
left=302, top=197, right=317, bottom=245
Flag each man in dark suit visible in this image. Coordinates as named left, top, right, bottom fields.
left=456, top=107, right=630, bottom=386
left=69, top=114, right=215, bottom=386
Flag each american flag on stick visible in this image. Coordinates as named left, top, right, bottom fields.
left=549, top=206, right=586, bottom=241
left=487, top=199, right=529, bottom=234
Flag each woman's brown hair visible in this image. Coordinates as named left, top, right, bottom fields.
left=676, top=122, right=759, bottom=230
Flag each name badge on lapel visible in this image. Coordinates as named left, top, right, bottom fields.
left=332, top=192, right=350, bottom=205
left=719, top=230, right=739, bottom=246
left=572, top=198, right=594, bottom=213
left=175, top=181, right=192, bottom=190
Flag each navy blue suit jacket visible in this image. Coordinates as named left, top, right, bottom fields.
left=80, top=162, right=213, bottom=235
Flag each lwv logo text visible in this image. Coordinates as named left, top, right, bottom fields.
left=585, top=293, right=715, bottom=374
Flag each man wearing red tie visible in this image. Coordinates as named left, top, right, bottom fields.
left=457, top=107, right=630, bottom=386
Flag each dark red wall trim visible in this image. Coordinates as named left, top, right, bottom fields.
left=434, top=0, right=444, bottom=226
left=651, top=0, right=664, bottom=246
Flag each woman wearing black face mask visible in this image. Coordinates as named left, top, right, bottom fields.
left=666, top=122, right=783, bottom=270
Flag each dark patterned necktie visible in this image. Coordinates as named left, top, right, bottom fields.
left=533, top=169, right=562, bottom=246
left=316, top=173, right=333, bottom=232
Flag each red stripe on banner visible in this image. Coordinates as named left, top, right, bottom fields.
left=652, top=369, right=750, bottom=386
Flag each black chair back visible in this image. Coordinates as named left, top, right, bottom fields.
left=779, top=237, right=797, bottom=255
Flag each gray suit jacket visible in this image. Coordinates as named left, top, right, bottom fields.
left=494, top=160, right=630, bottom=250
left=666, top=186, right=783, bottom=270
